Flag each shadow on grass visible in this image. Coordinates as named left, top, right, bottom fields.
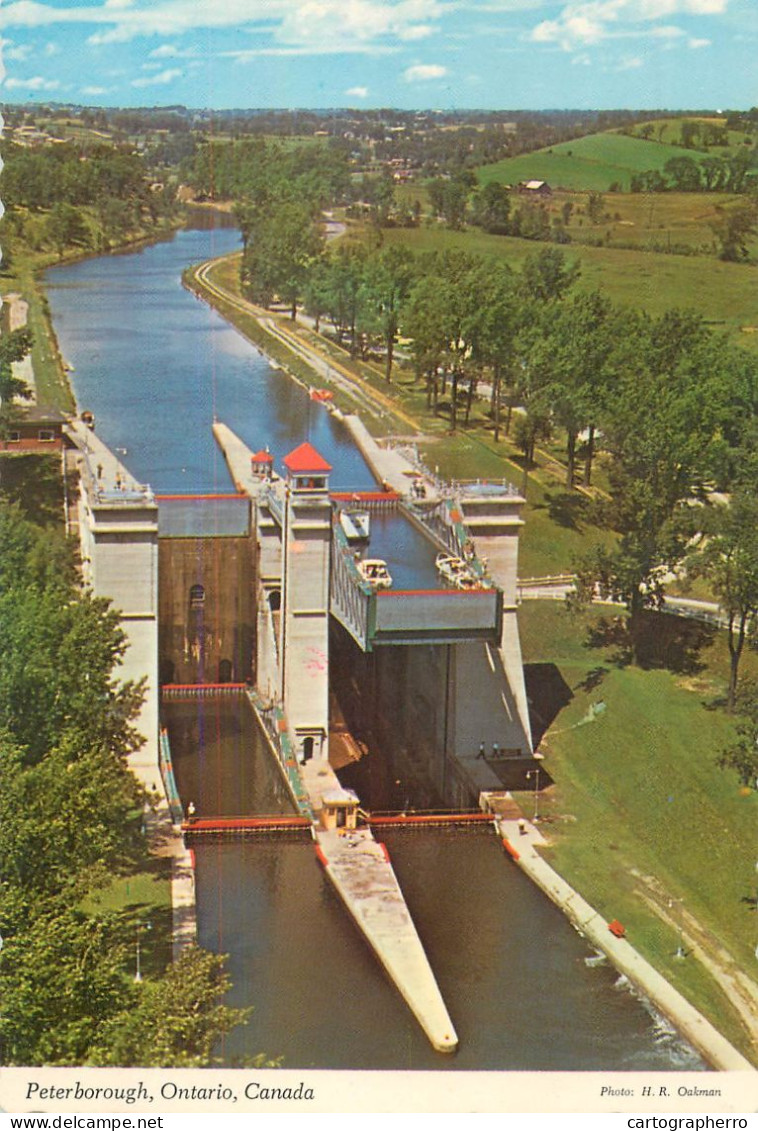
left=545, top=489, right=591, bottom=531
left=524, top=662, right=574, bottom=747
left=585, top=611, right=716, bottom=676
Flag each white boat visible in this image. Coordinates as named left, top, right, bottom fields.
left=357, top=558, right=392, bottom=590
left=436, top=552, right=479, bottom=590
left=340, top=508, right=371, bottom=544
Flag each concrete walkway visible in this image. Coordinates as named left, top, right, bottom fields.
left=497, top=816, right=754, bottom=1072
left=4, top=292, right=36, bottom=402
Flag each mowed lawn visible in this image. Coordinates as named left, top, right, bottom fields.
left=477, top=129, right=743, bottom=192
left=519, top=600, right=758, bottom=1058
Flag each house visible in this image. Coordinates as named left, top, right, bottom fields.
left=517, top=180, right=552, bottom=197
left=0, top=405, right=68, bottom=454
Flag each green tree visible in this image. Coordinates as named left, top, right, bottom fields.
left=90, top=947, right=255, bottom=1068
left=574, top=312, right=730, bottom=656
left=359, top=246, right=415, bottom=382
left=0, top=327, right=34, bottom=406
left=471, top=181, right=511, bottom=234
left=711, top=198, right=758, bottom=262
left=242, top=201, right=324, bottom=320
left=0, top=903, right=132, bottom=1065
left=687, top=492, right=758, bottom=711
left=46, top=202, right=90, bottom=257
left=519, top=247, right=580, bottom=303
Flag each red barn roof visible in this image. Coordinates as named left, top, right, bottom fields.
left=283, top=442, right=332, bottom=474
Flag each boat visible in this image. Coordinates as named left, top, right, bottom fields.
left=310, top=388, right=334, bottom=402
left=340, top=507, right=371, bottom=544
left=436, top=552, right=480, bottom=590
left=357, top=558, right=392, bottom=590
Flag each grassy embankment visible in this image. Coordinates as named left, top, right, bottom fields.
left=518, top=600, right=757, bottom=1061
left=191, top=244, right=758, bottom=1062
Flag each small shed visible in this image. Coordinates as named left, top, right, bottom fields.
left=517, top=180, right=552, bottom=197
left=250, top=449, right=274, bottom=478
left=319, top=787, right=360, bottom=831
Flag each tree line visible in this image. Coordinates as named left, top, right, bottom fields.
left=0, top=503, right=253, bottom=1065
left=0, top=141, right=179, bottom=261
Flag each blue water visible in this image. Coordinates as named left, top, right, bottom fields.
left=46, top=227, right=376, bottom=494
left=47, top=225, right=441, bottom=588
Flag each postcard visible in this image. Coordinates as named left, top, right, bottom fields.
left=0, top=0, right=757, bottom=1118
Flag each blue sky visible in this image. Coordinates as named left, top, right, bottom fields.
left=0, top=0, right=755, bottom=111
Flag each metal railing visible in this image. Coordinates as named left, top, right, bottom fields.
left=158, top=728, right=185, bottom=825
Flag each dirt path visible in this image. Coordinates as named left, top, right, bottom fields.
left=632, top=869, right=758, bottom=1053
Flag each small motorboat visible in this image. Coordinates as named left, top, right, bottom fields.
left=357, top=558, right=392, bottom=590
left=310, top=388, right=334, bottom=402
left=340, top=507, right=371, bottom=544
left=436, top=552, right=479, bottom=590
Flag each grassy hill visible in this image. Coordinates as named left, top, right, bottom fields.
left=477, top=129, right=739, bottom=192
left=381, top=225, right=758, bottom=349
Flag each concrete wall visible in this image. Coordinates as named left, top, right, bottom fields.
left=77, top=496, right=160, bottom=762
left=158, top=535, right=255, bottom=685
left=330, top=625, right=526, bottom=808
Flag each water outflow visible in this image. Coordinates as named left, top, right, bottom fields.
left=47, top=220, right=705, bottom=1071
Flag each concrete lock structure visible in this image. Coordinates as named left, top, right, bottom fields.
left=67, top=415, right=543, bottom=1054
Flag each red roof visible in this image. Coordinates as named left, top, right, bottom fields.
left=283, top=442, right=332, bottom=474
left=251, top=450, right=274, bottom=463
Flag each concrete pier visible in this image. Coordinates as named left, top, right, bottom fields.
left=304, top=760, right=458, bottom=1054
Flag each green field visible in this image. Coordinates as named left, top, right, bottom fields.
left=519, top=600, right=758, bottom=1060
left=477, top=129, right=744, bottom=192
left=381, top=224, right=758, bottom=346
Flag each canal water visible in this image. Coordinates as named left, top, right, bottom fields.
left=47, top=219, right=704, bottom=1071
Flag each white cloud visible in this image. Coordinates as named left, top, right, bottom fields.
left=399, top=23, right=434, bottom=39
left=149, top=42, right=196, bottom=58
left=650, top=24, right=686, bottom=37
left=688, top=35, right=710, bottom=46
left=530, top=0, right=728, bottom=51
left=346, top=85, right=369, bottom=97
left=3, top=41, right=32, bottom=60
left=616, top=54, right=643, bottom=67
left=131, top=66, right=182, bottom=87
left=0, top=0, right=444, bottom=55
left=4, top=74, right=60, bottom=89
left=81, top=84, right=108, bottom=94
left=571, top=51, right=591, bottom=63
left=44, top=40, right=59, bottom=54
left=403, top=61, right=446, bottom=79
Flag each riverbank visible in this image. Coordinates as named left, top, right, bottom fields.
left=495, top=811, right=753, bottom=1072
left=4, top=214, right=188, bottom=414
